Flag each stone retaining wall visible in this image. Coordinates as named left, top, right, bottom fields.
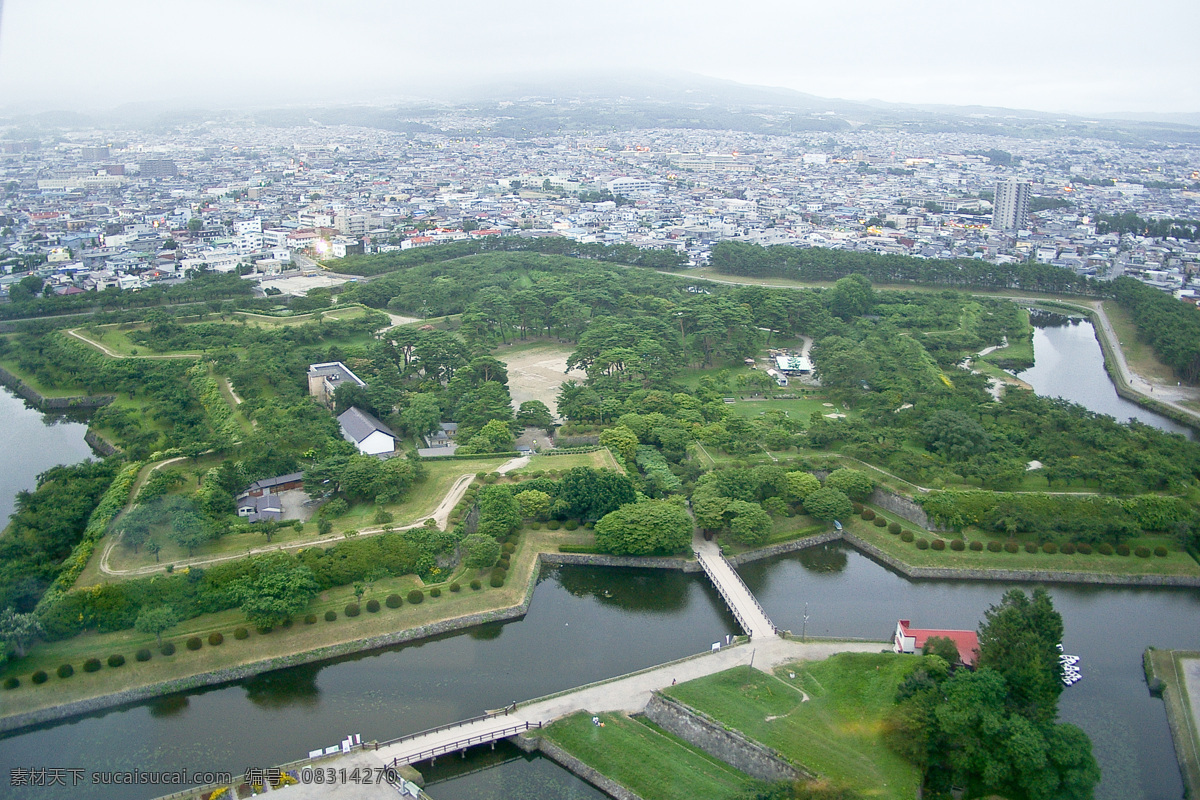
left=513, top=734, right=644, bottom=800
left=841, top=532, right=1200, bottom=587
left=643, top=694, right=808, bottom=783
left=84, top=429, right=120, bottom=456
left=541, top=552, right=701, bottom=572
left=0, top=365, right=113, bottom=410
left=870, top=487, right=944, bottom=531
left=725, top=529, right=842, bottom=567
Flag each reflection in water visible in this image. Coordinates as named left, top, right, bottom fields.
left=242, top=664, right=321, bottom=709
left=551, top=566, right=690, bottom=612
left=147, top=694, right=190, bottom=718
left=425, top=742, right=608, bottom=800
left=468, top=622, right=505, bottom=641
left=1028, top=309, right=1079, bottom=328
left=795, top=543, right=848, bottom=574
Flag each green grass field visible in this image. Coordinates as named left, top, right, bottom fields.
left=542, top=712, right=761, bottom=800
left=665, top=653, right=922, bottom=799
left=1101, top=300, right=1179, bottom=385
left=727, top=398, right=846, bottom=426
left=511, top=449, right=620, bottom=474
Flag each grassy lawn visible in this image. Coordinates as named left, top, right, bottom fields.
left=1101, top=300, right=1179, bottom=385
left=844, top=511, right=1200, bottom=577
left=0, top=524, right=567, bottom=721
left=512, top=449, right=620, bottom=474
left=542, top=711, right=761, bottom=800
left=721, top=515, right=828, bottom=555
left=728, top=397, right=845, bottom=426
left=664, top=653, right=922, bottom=799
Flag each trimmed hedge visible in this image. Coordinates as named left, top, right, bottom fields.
left=3, top=677, right=19, bottom=690
left=136, top=648, right=152, bottom=662
left=449, top=582, right=461, bottom=593
left=208, top=632, right=224, bottom=646
left=931, top=539, right=946, bottom=551
left=31, top=670, right=48, bottom=685
left=873, top=516, right=888, bottom=528
left=161, top=642, right=176, bottom=656
left=1154, top=545, right=1169, bottom=557
left=915, top=539, right=930, bottom=550
left=386, top=594, right=403, bottom=608
left=950, top=539, right=965, bottom=551
left=345, top=603, right=361, bottom=617
left=1117, top=544, right=1131, bottom=556
left=1098, top=543, right=1114, bottom=555
left=1077, top=543, right=1093, bottom=555
left=900, top=530, right=915, bottom=543
left=1004, top=541, right=1019, bottom=553
left=304, top=613, right=317, bottom=624
left=324, top=610, right=338, bottom=622
left=888, top=522, right=902, bottom=535
left=851, top=502, right=864, bottom=514
left=1025, top=542, right=1039, bottom=554
left=1043, top=542, right=1058, bottom=554
left=1135, top=546, right=1151, bottom=558
left=546, top=520, right=561, bottom=530
left=407, top=590, right=424, bottom=604
left=564, top=519, right=579, bottom=531
left=429, top=588, right=441, bottom=598
left=969, top=541, right=984, bottom=551
left=366, top=599, right=381, bottom=612
left=1061, top=542, right=1076, bottom=555
left=186, top=637, right=202, bottom=651
left=502, top=543, right=516, bottom=554
left=234, top=627, right=249, bottom=639
left=57, top=664, right=74, bottom=679
left=83, top=657, right=102, bottom=673
left=107, top=654, right=125, bottom=668
left=861, top=508, right=876, bottom=521
left=470, top=579, right=482, bottom=590
left=987, top=541, right=1002, bottom=552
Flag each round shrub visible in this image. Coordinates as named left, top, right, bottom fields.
left=483, top=473, right=499, bottom=484
left=529, top=521, right=542, bottom=530
left=931, top=539, right=946, bottom=551
left=1098, top=543, right=1114, bottom=555
left=1117, top=544, right=1131, bottom=556
left=429, top=587, right=441, bottom=598
left=344, top=603, right=361, bottom=617
left=502, top=542, right=516, bottom=554
left=136, top=648, right=152, bottom=662
left=851, top=502, right=864, bottom=514
left=57, top=664, right=74, bottom=679
left=470, top=579, right=482, bottom=590
left=564, top=519, right=579, bottom=531
left=1025, top=542, right=1039, bottom=553
left=208, top=632, right=224, bottom=646
left=475, top=472, right=487, bottom=479
left=304, top=613, right=317, bottom=625
left=254, top=626, right=272, bottom=636
left=281, top=618, right=293, bottom=629
left=407, top=590, right=424, bottom=605
left=860, top=508, right=875, bottom=521
left=366, top=599, right=381, bottom=612
left=3, top=677, right=18, bottom=690
left=950, top=539, right=965, bottom=551
left=107, top=654, right=125, bottom=668
left=1135, top=546, right=1151, bottom=558
left=1004, top=541, right=1019, bottom=553
left=186, top=637, right=202, bottom=651
left=969, top=540, right=984, bottom=551
left=489, top=571, right=506, bottom=588
left=915, top=539, right=930, bottom=550
left=1041, top=542, right=1057, bottom=554
left=83, top=657, right=102, bottom=672
left=324, top=610, right=338, bottom=622
left=987, top=541, right=1002, bottom=553
left=1077, top=543, right=1093, bottom=555
left=386, top=594, right=403, bottom=609
left=160, top=642, right=176, bottom=656
left=31, top=670, right=48, bottom=685
left=888, top=522, right=901, bottom=535
left=450, top=582, right=462, bottom=593
left=546, top=520, right=561, bottom=530
left=1061, top=542, right=1076, bottom=555
left=1154, top=545, right=1169, bottom=557
left=498, top=556, right=511, bottom=570
left=873, top=516, right=888, bottom=528
left=900, top=530, right=915, bottom=543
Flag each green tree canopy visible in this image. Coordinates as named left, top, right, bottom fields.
left=0, top=608, right=43, bottom=661
left=231, top=556, right=320, bottom=628
left=803, top=487, right=853, bottom=521
left=785, top=471, right=821, bottom=502
left=134, top=605, right=179, bottom=646
left=726, top=500, right=773, bottom=546
left=824, top=468, right=875, bottom=502
left=460, top=533, right=501, bottom=570
left=595, top=499, right=693, bottom=556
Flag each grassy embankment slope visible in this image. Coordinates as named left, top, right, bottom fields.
left=665, top=652, right=922, bottom=800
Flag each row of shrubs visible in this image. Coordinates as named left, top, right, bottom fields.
left=527, top=519, right=590, bottom=531
left=4, top=580, right=493, bottom=691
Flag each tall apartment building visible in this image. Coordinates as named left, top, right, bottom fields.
left=992, top=179, right=1031, bottom=231
left=139, top=159, right=178, bottom=178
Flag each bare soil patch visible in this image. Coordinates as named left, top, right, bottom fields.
left=496, top=343, right=585, bottom=419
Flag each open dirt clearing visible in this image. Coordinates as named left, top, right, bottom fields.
left=497, top=343, right=586, bottom=419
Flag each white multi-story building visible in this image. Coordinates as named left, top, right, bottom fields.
left=992, top=179, right=1031, bottom=231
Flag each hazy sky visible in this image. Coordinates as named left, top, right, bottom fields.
left=1, top=0, right=1197, bottom=115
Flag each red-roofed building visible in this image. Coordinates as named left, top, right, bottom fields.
left=894, top=619, right=979, bottom=667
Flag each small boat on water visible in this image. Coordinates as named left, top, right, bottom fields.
left=1059, top=646, right=1082, bottom=685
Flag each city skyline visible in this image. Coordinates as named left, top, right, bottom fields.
left=1, top=0, right=1198, bottom=117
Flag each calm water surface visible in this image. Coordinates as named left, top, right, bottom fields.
left=0, top=387, right=95, bottom=523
